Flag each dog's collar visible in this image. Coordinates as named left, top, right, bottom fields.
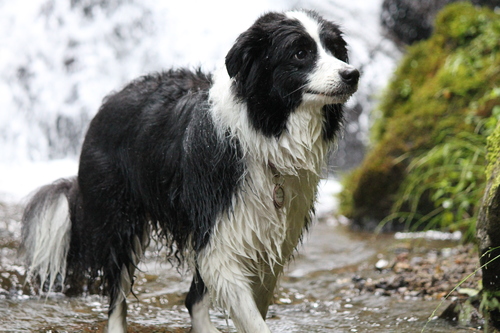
left=268, top=162, right=285, bottom=209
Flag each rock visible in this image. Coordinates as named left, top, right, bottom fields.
left=477, top=122, right=500, bottom=332
left=375, top=259, right=390, bottom=270
left=439, top=297, right=483, bottom=328
left=340, top=2, right=500, bottom=236
left=380, top=0, right=499, bottom=46
left=393, top=262, right=411, bottom=273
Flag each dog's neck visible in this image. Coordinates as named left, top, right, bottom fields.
left=209, top=66, right=331, bottom=177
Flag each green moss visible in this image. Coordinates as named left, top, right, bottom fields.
left=486, top=120, right=500, bottom=202
left=486, top=105, right=500, bottom=181
left=480, top=290, right=500, bottom=332
left=340, top=2, right=500, bottom=238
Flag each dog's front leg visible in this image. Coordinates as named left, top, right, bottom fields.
left=198, top=254, right=272, bottom=333
left=228, top=290, right=272, bottom=333
left=186, top=269, right=221, bottom=333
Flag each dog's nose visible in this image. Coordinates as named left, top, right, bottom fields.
left=340, top=68, right=360, bottom=86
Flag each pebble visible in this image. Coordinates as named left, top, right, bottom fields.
left=375, top=259, right=390, bottom=270
left=354, top=243, right=480, bottom=301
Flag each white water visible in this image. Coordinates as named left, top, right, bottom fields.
left=0, top=0, right=400, bottom=202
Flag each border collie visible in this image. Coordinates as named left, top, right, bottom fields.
left=20, top=9, right=359, bottom=333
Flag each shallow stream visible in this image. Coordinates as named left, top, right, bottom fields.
left=0, top=199, right=477, bottom=333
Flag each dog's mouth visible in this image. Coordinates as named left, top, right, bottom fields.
left=305, top=89, right=337, bottom=97
left=305, top=86, right=357, bottom=103
left=306, top=84, right=358, bottom=97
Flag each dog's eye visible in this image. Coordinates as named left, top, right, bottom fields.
left=294, top=49, right=309, bottom=60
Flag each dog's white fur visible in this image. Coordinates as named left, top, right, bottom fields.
left=22, top=193, right=72, bottom=293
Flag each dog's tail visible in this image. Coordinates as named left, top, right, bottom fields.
left=19, top=178, right=76, bottom=292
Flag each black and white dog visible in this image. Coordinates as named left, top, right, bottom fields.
left=20, top=10, right=359, bottom=333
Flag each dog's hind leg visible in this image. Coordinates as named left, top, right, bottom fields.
left=186, top=269, right=221, bottom=333
left=106, top=263, right=134, bottom=333
left=106, top=231, right=148, bottom=333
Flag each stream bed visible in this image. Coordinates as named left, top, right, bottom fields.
left=0, top=201, right=481, bottom=333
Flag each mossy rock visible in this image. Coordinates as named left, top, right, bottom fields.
left=477, top=122, right=500, bottom=332
left=340, top=2, right=500, bottom=236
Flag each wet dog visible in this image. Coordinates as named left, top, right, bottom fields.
left=20, top=9, right=359, bottom=333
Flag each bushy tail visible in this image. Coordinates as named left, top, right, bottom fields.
left=20, top=178, right=76, bottom=292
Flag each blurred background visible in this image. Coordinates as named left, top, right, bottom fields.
left=1, top=0, right=499, bottom=238
left=0, top=0, right=400, bottom=201
left=1, top=1, right=499, bottom=331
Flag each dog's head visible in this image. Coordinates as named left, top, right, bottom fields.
left=225, top=10, right=359, bottom=138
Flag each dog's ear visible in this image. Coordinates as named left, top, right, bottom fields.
left=225, top=33, right=246, bottom=79
left=225, top=28, right=266, bottom=80
left=225, top=12, right=286, bottom=80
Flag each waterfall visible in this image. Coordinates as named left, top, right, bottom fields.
left=0, top=0, right=400, bottom=201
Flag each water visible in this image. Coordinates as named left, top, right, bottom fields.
left=0, top=205, right=476, bottom=332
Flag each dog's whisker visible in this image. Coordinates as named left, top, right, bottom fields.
left=282, top=83, right=309, bottom=98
